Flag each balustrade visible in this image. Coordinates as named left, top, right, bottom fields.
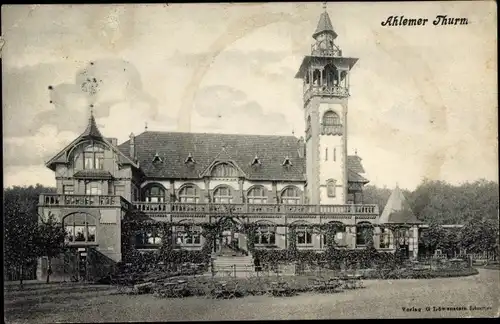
left=39, top=194, right=123, bottom=208
left=304, top=85, right=349, bottom=103
left=131, top=202, right=379, bottom=215
left=39, top=194, right=379, bottom=216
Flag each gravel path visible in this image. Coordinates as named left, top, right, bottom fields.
left=4, top=269, right=498, bottom=323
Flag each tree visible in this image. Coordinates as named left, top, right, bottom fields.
left=459, top=216, right=498, bottom=256
left=419, top=222, right=445, bottom=255
left=4, top=185, right=55, bottom=287
left=36, top=212, right=68, bottom=283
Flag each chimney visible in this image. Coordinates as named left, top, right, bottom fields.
left=297, top=136, right=305, bottom=158
left=129, top=133, right=136, bottom=160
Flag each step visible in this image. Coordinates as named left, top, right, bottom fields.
left=214, top=259, right=253, bottom=264
left=214, top=258, right=253, bottom=263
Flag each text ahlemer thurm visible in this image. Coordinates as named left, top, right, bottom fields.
left=381, top=15, right=468, bottom=27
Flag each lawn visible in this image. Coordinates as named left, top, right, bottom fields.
left=4, top=269, right=498, bottom=322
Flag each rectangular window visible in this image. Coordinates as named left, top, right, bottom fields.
left=333, top=148, right=336, bottom=161
left=107, top=182, right=114, bottom=195
left=325, top=148, right=328, bottom=161
left=86, top=182, right=102, bottom=195
left=248, top=198, right=267, bottom=204
left=63, top=185, right=74, bottom=195
left=95, top=153, right=104, bottom=170
left=74, top=226, right=85, bottom=242
left=65, top=226, right=74, bottom=242
left=84, top=154, right=93, bottom=169
left=87, top=226, right=96, bottom=242
left=297, top=230, right=312, bottom=245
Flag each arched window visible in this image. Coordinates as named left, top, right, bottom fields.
left=254, top=222, right=276, bottom=245
left=83, top=143, right=105, bottom=170
left=178, top=185, right=199, bottom=203
left=326, top=179, right=336, bottom=198
left=85, top=181, right=102, bottom=195
left=175, top=225, right=202, bottom=246
left=296, top=225, right=313, bottom=246
left=281, top=186, right=300, bottom=205
left=247, top=186, right=267, bottom=204
left=213, top=186, right=233, bottom=204
left=63, top=213, right=96, bottom=243
left=356, top=222, right=372, bottom=246
left=144, top=184, right=166, bottom=203
left=322, top=111, right=341, bottom=126
left=211, top=163, right=238, bottom=177
left=136, top=227, right=162, bottom=246
left=324, top=64, right=338, bottom=87
left=322, top=111, right=342, bottom=135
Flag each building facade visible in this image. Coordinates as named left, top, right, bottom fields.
left=37, top=9, right=420, bottom=281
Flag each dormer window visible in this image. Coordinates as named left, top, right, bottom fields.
left=152, top=152, right=162, bottom=163
left=185, top=153, right=195, bottom=164
left=251, top=155, right=261, bottom=166
left=282, top=156, right=292, bottom=166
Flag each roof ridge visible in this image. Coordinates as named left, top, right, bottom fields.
left=138, top=130, right=300, bottom=139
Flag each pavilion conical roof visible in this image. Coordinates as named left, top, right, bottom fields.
left=380, top=185, right=422, bottom=224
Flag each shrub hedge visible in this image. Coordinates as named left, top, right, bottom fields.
left=363, top=267, right=478, bottom=280
left=253, top=247, right=400, bottom=270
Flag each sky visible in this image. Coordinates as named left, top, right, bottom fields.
left=2, top=2, right=498, bottom=191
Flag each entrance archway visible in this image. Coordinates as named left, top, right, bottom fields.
left=215, top=216, right=245, bottom=256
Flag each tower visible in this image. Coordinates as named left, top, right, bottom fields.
left=295, top=6, right=358, bottom=205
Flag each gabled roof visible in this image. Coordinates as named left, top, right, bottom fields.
left=118, top=131, right=306, bottom=181
left=45, top=113, right=140, bottom=171
left=313, top=11, right=337, bottom=39
left=380, top=186, right=422, bottom=224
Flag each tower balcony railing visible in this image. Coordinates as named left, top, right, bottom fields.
left=311, top=44, right=342, bottom=57
left=131, top=202, right=379, bottom=215
left=304, top=85, right=349, bottom=103
left=39, top=194, right=132, bottom=211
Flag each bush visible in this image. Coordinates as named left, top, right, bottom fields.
left=253, top=248, right=399, bottom=270
left=363, top=267, right=478, bottom=280
left=123, top=249, right=209, bottom=274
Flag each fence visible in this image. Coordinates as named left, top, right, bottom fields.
left=4, top=264, right=37, bottom=282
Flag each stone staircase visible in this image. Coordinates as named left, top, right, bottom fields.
left=210, top=245, right=255, bottom=277
left=212, top=255, right=255, bottom=277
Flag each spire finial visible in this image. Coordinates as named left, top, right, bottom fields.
left=323, top=1, right=327, bottom=11
left=292, top=128, right=295, bottom=136
left=145, top=122, right=148, bottom=131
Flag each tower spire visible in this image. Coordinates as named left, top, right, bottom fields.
left=81, top=107, right=103, bottom=139
left=313, top=5, right=337, bottom=39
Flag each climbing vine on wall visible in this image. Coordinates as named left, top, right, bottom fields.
left=242, top=223, right=257, bottom=253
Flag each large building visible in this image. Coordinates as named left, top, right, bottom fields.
left=37, top=8, right=421, bottom=281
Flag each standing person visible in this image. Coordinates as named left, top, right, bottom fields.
left=254, top=255, right=261, bottom=272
